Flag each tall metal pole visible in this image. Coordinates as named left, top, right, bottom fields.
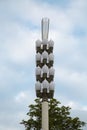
left=41, top=18, right=49, bottom=130
left=35, top=17, right=55, bottom=130
left=41, top=18, right=49, bottom=41
left=42, top=100, right=49, bottom=130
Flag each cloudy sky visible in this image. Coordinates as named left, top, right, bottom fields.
left=0, top=0, right=87, bottom=130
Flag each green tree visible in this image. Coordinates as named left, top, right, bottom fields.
left=21, top=98, right=86, bottom=130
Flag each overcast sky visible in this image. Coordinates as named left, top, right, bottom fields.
left=0, top=0, right=87, bottom=130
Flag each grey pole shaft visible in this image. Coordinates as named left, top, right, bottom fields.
left=41, top=18, right=49, bottom=40
left=42, top=101, right=49, bottom=130
left=41, top=18, right=49, bottom=130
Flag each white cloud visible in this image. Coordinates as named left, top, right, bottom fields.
left=82, top=106, right=87, bottom=111
left=0, top=21, right=38, bottom=64
left=55, top=94, right=87, bottom=112
left=15, top=91, right=27, bottom=103
left=55, top=67, right=87, bottom=100
left=67, top=0, right=87, bottom=28
left=67, top=101, right=87, bottom=112
left=14, top=90, right=35, bottom=104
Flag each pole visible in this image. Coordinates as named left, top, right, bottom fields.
left=41, top=18, right=49, bottom=40
left=41, top=18, right=49, bottom=130
left=42, top=101, right=49, bottom=130
left=35, top=18, right=54, bottom=130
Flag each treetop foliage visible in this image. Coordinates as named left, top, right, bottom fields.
left=21, top=98, right=86, bottom=130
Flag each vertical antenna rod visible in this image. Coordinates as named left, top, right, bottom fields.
left=41, top=18, right=49, bottom=40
